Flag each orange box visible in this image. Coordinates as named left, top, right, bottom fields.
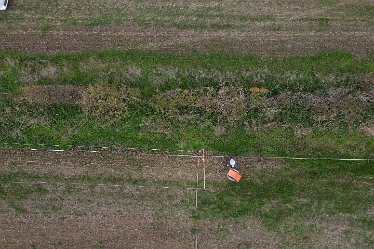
left=227, top=168, right=241, bottom=183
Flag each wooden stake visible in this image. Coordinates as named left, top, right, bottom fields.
left=196, top=159, right=199, bottom=210
left=202, top=149, right=206, bottom=190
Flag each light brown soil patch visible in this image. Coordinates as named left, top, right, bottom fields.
left=19, top=85, right=84, bottom=104
left=0, top=149, right=283, bottom=182
left=1, top=28, right=373, bottom=56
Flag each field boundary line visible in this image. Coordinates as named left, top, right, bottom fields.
left=195, top=158, right=199, bottom=249
left=1, top=142, right=374, bottom=161
left=6, top=180, right=197, bottom=191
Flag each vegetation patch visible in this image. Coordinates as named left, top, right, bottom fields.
left=0, top=50, right=373, bottom=157
left=80, top=83, right=140, bottom=122
left=196, top=160, right=374, bottom=246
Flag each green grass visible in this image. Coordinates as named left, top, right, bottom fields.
left=0, top=50, right=372, bottom=92
left=197, top=160, right=374, bottom=232
left=1, top=116, right=373, bottom=158
left=67, top=13, right=125, bottom=27
left=40, top=23, right=52, bottom=36
left=193, top=160, right=374, bottom=245
left=345, top=4, right=374, bottom=18
left=319, top=0, right=338, bottom=6
left=0, top=50, right=373, bottom=157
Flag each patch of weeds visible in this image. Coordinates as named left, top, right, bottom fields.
left=1, top=182, right=34, bottom=200
left=80, top=83, right=140, bottom=122
left=6, top=201, right=27, bottom=213
left=316, top=18, right=330, bottom=31
left=173, top=124, right=215, bottom=151
left=216, top=223, right=230, bottom=237
left=197, top=174, right=297, bottom=220
left=364, top=232, right=374, bottom=247
left=295, top=160, right=374, bottom=178
left=343, top=227, right=374, bottom=248
left=23, top=125, right=60, bottom=145
left=63, top=183, right=74, bottom=195
left=276, top=223, right=316, bottom=245
left=0, top=181, right=48, bottom=200
left=210, top=127, right=297, bottom=156
left=0, top=184, right=6, bottom=198
left=277, top=103, right=314, bottom=126
left=183, top=196, right=197, bottom=217
left=357, top=218, right=374, bottom=230
left=10, top=162, right=20, bottom=171
left=71, top=13, right=125, bottom=27
left=265, top=21, right=281, bottom=32
left=46, top=104, right=82, bottom=125
left=0, top=172, right=44, bottom=183
left=44, top=204, right=63, bottom=214
left=344, top=4, right=374, bottom=18
left=301, top=129, right=374, bottom=158
left=40, top=23, right=52, bottom=36
left=319, top=0, right=338, bottom=6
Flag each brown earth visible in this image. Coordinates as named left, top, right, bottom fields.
left=0, top=149, right=283, bottom=248
left=0, top=149, right=283, bottom=182
left=1, top=28, right=373, bottom=56
left=19, top=85, right=84, bottom=105
left=0, top=0, right=373, bottom=56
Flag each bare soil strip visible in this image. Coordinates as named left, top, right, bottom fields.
left=0, top=149, right=282, bottom=248
left=1, top=28, right=373, bottom=56
left=0, top=149, right=282, bottom=182
left=1, top=0, right=373, bottom=55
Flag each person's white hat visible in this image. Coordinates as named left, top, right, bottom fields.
left=0, top=0, right=9, bottom=11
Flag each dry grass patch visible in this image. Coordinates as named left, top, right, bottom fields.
left=80, top=83, right=140, bottom=122
left=151, top=86, right=247, bottom=125
left=360, top=124, right=374, bottom=137
left=19, top=85, right=84, bottom=104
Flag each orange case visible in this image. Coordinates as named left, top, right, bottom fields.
left=227, top=168, right=241, bottom=182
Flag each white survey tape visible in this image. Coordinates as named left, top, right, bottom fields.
left=1, top=142, right=373, bottom=161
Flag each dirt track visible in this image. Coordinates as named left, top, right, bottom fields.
left=0, top=149, right=284, bottom=181
left=1, top=28, right=373, bottom=56
left=0, top=149, right=283, bottom=248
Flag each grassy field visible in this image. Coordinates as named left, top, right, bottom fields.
left=0, top=50, right=373, bottom=157
left=0, top=0, right=373, bottom=248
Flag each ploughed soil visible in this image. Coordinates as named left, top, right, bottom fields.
left=0, top=0, right=373, bottom=56
left=0, top=149, right=282, bottom=249
left=1, top=27, right=373, bottom=56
